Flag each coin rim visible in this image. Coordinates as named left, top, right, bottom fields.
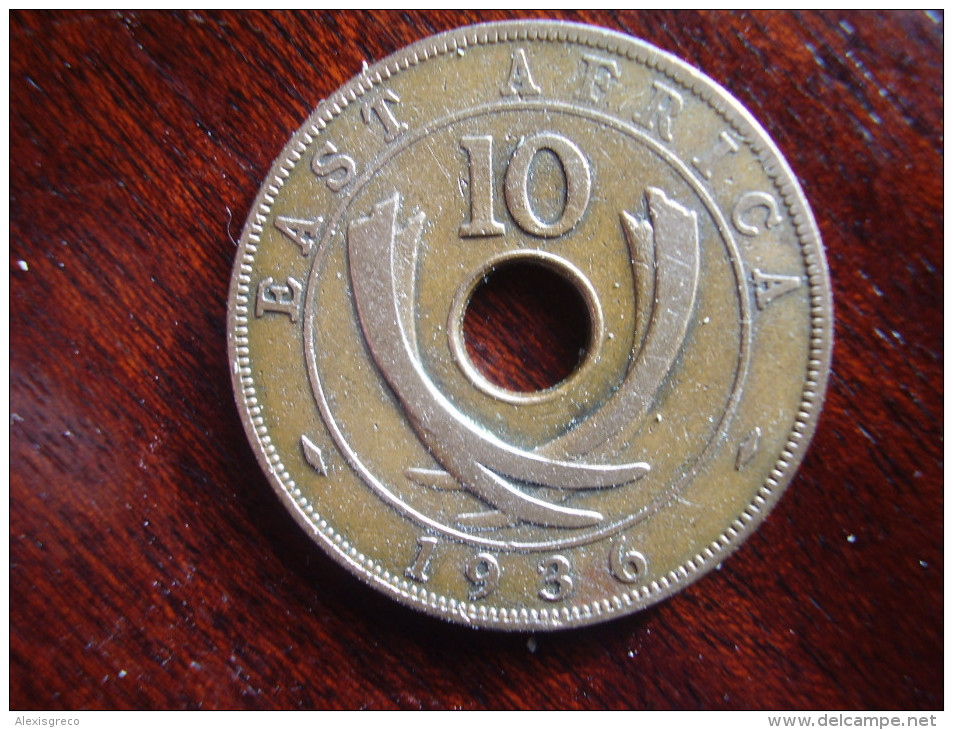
left=226, top=19, right=834, bottom=630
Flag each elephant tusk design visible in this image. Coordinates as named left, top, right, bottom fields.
left=348, top=190, right=696, bottom=529
left=543, top=187, right=700, bottom=457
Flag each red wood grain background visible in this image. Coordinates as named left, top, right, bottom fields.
left=10, top=10, right=942, bottom=709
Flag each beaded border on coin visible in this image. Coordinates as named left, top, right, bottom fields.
left=227, top=21, right=832, bottom=629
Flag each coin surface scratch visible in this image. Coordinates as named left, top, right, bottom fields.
left=227, top=21, right=832, bottom=630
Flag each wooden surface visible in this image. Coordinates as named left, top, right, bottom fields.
left=10, top=10, right=942, bottom=710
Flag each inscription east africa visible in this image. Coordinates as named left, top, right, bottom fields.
left=230, top=23, right=828, bottom=629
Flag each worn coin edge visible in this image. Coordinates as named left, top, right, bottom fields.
left=226, top=20, right=833, bottom=630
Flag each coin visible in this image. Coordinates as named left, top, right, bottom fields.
left=227, top=21, right=832, bottom=629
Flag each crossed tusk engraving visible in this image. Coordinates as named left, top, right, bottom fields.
left=347, top=189, right=698, bottom=529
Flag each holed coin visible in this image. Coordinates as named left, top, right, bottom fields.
left=227, top=21, right=832, bottom=629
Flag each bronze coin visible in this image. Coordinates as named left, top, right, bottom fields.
left=227, top=21, right=832, bottom=629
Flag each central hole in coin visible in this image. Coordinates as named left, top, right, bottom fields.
left=462, top=260, right=591, bottom=393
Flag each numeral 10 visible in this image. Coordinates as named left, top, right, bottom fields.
left=460, top=133, right=592, bottom=239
